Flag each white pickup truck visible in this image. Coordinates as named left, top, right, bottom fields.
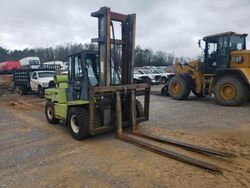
left=13, top=69, right=56, bottom=97
left=133, top=69, right=161, bottom=84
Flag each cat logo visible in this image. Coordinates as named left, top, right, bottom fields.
left=231, top=56, right=243, bottom=64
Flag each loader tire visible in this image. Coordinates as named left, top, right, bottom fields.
left=168, top=76, right=191, bottom=100
left=136, top=99, right=144, bottom=118
left=45, top=101, right=59, bottom=124
left=214, top=75, right=248, bottom=106
left=68, top=107, right=89, bottom=140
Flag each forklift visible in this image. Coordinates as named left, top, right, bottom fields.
left=45, top=7, right=150, bottom=139
left=44, top=7, right=232, bottom=173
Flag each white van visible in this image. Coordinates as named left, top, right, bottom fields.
left=19, top=57, right=41, bottom=69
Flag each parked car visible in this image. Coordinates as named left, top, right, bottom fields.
left=133, top=69, right=161, bottom=84
left=13, top=69, right=56, bottom=97
left=151, top=68, right=175, bottom=84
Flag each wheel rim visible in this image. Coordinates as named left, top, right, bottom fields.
left=171, top=82, right=181, bottom=95
left=220, top=84, right=236, bottom=100
left=47, top=106, right=53, bottom=120
left=71, top=115, right=80, bottom=134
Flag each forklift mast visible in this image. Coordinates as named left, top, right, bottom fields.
left=91, top=7, right=136, bottom=86
left=87, top=7, right=150, bottom=136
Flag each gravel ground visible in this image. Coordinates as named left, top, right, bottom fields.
left=149, top=85, right=250, bottom=130
left=0, top=87, right=250, bottom=188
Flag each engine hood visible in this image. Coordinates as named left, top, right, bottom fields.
left=230, top=50, right=250, bottom=68
left=230, top=50, right=250, bottom=55
left=38, top=77, right=54, bottom=83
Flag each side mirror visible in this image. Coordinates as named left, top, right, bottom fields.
left=198, top=39, right=205, bottom=50
left=198, top=39, right=201, bottom=48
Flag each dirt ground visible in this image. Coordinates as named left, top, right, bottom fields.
left=1, top=86, right=250, bottom=188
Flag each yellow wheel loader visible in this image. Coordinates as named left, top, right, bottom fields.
left=162, top=32, right=250, bottom=106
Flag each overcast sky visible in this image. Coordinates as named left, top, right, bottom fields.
left=0, top=0, right=250, bottom=57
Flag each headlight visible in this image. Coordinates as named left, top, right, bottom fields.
left=41, top=83, right=49, bottom=87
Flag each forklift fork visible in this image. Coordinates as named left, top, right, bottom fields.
left=114, top=88, right=233, bottom=174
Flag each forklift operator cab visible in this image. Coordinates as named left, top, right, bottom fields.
left=202, top=32, right=247, bottom=74
left=67, top=51, right=100, bottom=101
left=67, top=50, right=122, bottom=101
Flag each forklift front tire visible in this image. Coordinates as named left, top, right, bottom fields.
left=68, top=107, right=89, bottom=140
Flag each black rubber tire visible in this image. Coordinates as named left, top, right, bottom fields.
left=161, top=77, right=168, bottom=84
left=45, top=101, right=59, bottom=124
left=168, top=76, right=191, bottom=100
left=16, top=86, right=27, bottom=95
left=68, top=107, right=89, bottom=140
left=48, top=80, right=56, bottom=88
left=214, top=75, right=248, bottom=106
left=38, top=86, right=44, bottom=98
left=161, top=85, right=169, bottom=96
left=136, top=99, right=144, bottom=118
left=146, top=78, right=152, bottom=84
left=140, top=77, right=151, bottom=84
left=15, top=86, right=22, bottom=95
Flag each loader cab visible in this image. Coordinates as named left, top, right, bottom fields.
left=202, top=32, right=247, bottom=74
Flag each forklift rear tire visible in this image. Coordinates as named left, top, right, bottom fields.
left=45, top=101, right=59, bottom=124
left=168, top=76, right=191, bottom=100
left=68, top=107, right=89, bottom=140
left=214, top=75, right=248, bottom=106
